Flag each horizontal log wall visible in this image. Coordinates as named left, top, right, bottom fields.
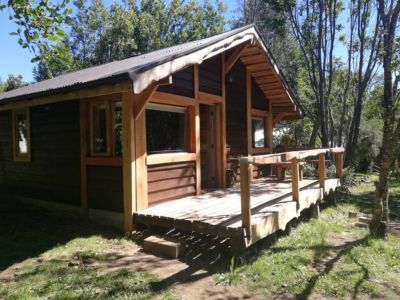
left=252, top=77, right=269, bottom=111
left=157, top=66, right=195, bottom=98
left=87, top=166, right=123, bottom=212
left=199, top=55, right=222, bottom=96
left=147, top=162, right=196, bottom=205
left=0, top=101, right=81, bottom=206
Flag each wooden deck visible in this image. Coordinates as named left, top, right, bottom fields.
left=134, top=177, right=340, bottom=249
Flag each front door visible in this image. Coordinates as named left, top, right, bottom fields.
left=200, top=104, right=217, bottom=189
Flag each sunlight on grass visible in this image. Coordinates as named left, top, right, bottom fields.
left=216, top=175, right=400, bottom=299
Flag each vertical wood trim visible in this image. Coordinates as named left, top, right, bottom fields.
left=122, top=92, right=136, bottom=233
left=240, top=159, right=252, bottom=238
left=335, top=152, right=344, bottom=178
left=267, top=101, right=273, bottom=148
left=194, top=64, right=201, bottom=194
left=79, top=101, right=88, bottom=218
left=246, top=68, right=253, bottom=179
left=221, top=53, right=227, bottom=187
left=318, top=153, right=326, bottom=190
left=291, top=158, right=300, bottom=208
left=135, top=109, right=148, bottom=210
left=214, top=104, right=222, bottom=186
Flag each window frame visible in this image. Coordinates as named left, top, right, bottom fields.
left=12, top=108, right=31, bottom=162
left=88, top=97, right=122, bottom=158
left=145, top=103, right=189, bottom=155
left=251, top=108, right=271, bottom=154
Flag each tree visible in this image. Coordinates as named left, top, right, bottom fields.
left=370, top=0, right=400, bottom=238
left=34, top=0, right=226, bottom=81
left=284, top=0, right=344, bottom=147
left=0, top=74, right=28, bottom=92
left=344, top=0, right=381, bottom=167
left=1, top=0, right=71, bottom=66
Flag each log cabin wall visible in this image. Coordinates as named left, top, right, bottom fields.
left=225, top=60, right=271, bottom=181
left=146, top=56, right=223, bottom=205
left=147, top=162, right=196, bottom=205
left=226, top=60, right=248, bottom=160
left=0, top=101, right=81, bottom=206
left=199, top=55, right=222, bottom=96
left=157, top=66, right=194, bottom=98
left=87, top=166, right=123, bottom=212
left=252, top=77, right=269, bottom=111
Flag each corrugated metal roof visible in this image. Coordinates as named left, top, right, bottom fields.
left=0, top=24, right=302, bottom=117
left=0, top=25, right=254, bottom=103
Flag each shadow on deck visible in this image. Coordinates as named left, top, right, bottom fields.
left=134, top=177, right=341, bottom=250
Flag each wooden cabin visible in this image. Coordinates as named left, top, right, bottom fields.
left=0, top=25, right=343, bottom=249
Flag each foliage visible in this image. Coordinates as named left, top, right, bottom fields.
left=216, top=256, right=241, bottom=285
left=34, top=0, right=226, bottom=81
left=0, top=74, right=28, bottom=92
left=1, top=0, right=72, bottom=66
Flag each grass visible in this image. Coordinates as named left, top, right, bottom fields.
left=0, top=201, right=175, bottom=300
left=216, top=174, right=400, bottom=299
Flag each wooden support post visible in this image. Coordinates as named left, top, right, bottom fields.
left=135, top=109, right=148, bottom=210
left=240, top=158, right=252, bottom=239
left=246, top=68, right=253, bottom=180
left=335, top=152, right=344, bottom=178
left=221, top=52, right=227, bottom=187
left=291, top=158, right=300, bottom=208
left=194, top=64, right=201, bottom=194
left=122, top=92, right=136, bottom=233
left=318, top=153, right=326, bottom=190
left=79, top=101, right=88, bottom=218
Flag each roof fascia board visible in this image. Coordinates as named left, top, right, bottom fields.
left=130, top=28, right=257, bottom=94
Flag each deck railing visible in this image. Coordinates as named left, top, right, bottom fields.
left=239, top=147, right=344, bottom=239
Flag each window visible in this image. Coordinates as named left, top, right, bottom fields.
left=146, top=104, right=186, bottom=154
left=112, top=101, right=122, bottom=156
left=13, top=108, right=31, bottom=161
left=89, top=99, right=122, bottom=156
left=252, top=117, right=265, bottom=148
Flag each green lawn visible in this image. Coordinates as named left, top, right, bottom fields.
left=0, top=201, right=175, bottom=300
left=217, top=174, right=400, bottom=299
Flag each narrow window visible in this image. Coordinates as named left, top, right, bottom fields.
left=90, top=102, right=110, bottom=155
left=146, top=104, right=186, bottom=154
left=13, top=108, right=31, bottom=161
left=112, top=101, right=123, bottom=156
left=252, top=117, right=265, bottom=148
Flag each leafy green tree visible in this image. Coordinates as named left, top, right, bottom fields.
left=0, top=74, right=28, bottom=92
left=1, top=0, right=72, bottom=66
left=34, top=0, right=226, bottom=81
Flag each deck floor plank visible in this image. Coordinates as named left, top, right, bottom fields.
left=135, top=177, right=339, bottom=246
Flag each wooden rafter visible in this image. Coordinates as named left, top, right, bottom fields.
left=224, top=42, right=249, bottom=75
left=273, top=112, right=287, bottom=126
left=134, top=76, right=172, bottom=120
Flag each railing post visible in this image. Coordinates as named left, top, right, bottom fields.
left=291, top=157, right=300, bottom=208
left=318, top=153, right=326, bottom=190
left=335, top=152, right=344, bottom=178
left=240, top=158, right=252, bottom=239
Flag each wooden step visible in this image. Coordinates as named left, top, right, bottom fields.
left=143, top=235, right=183, bottom=259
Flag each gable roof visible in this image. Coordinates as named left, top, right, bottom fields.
left=0, top=24, right=302, bottom=118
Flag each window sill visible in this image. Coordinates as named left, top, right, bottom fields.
left=147, top=152, right=196, bottom=166
left=252, top=147, right=271, bottom=155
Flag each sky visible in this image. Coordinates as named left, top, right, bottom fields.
left=3, top=0, right=238, bottom=83
left=0, top=0, right=349, bottom=83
